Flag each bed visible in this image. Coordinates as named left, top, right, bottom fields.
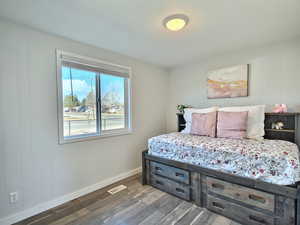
left=148, top=132, right=300, bottom=185
left=142, top=112, right=300, bottom=225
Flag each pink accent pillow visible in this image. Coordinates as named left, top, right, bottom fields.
left=191, top=111, right=217, bottom=137
left=217, top=111, right=248, bottom=139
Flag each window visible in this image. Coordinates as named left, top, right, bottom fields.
left=56, top=50, right=131, bottom=144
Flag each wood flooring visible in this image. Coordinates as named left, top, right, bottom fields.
left=14, top=175, right=242, bottom=225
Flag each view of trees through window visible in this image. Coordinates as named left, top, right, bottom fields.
left=101, top=74, right=125, bottom=131
left=62, top=66, right=125, bottom=137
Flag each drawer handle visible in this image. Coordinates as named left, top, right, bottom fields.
left=175, top=188, right=185, bottom=193
left=211, top=183, right=225, bottom=190
left=249, top=194, right=266, bottom=204
left=155, top=166, right=163, bottom=172
left=175, top=172, right=184, bottom=177
left=212, top=201, right=225, bottom=210
left=249, top=215, right=267, bottom=224
left=155, top=180, right=164, bottom=186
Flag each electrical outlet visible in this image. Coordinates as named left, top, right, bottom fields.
left=9, top=192, right=18, bottom=204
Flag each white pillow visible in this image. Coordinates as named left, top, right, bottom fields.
left=181, top=107, right=219, bottom=134
left=218, top=105, right=266, bottom=140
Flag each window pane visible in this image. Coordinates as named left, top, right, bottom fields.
left=62, top=66, right=98, bottom=137
left=101, top=74, right=125, bottom=130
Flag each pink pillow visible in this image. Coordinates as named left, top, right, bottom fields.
left=191, top=111, right=217, bottom=137
left=217, top=111, right=248, bottom=139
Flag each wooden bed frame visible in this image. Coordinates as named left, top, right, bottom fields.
left=142, top=113, right=300, bottom=225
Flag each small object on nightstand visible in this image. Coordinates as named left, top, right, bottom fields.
left=272, top=104, right=288, bottom=113
left=271, top=121, right=284, bottom=130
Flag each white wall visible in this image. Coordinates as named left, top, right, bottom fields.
left=167, top=39, right=300, bottom=132
left=0, top=19, right=168, bottom=223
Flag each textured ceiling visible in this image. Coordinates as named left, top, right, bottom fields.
left=0, top=0, right=300, bottom=68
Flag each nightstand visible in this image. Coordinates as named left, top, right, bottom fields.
left=176, top=113, right=186, bottom=132
left=264, top=113, right=299, bottom=144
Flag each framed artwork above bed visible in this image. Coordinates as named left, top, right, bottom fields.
left=207, top=64, right=249, bottom=99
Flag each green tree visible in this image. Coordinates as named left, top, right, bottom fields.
left=64, top=95, right=80, bottom=110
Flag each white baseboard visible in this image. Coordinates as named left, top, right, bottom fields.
left=0, top=167, right=142, bottom=225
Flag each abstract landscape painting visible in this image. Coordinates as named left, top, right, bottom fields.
left=207, top=64, right=248, bottom=99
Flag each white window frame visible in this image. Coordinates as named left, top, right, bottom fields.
left=56, top=50, right=132, bottom=144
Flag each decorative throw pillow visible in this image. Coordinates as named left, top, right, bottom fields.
left=181, top=107, right=218, bottom=134
left=217, top=111, right=248, bottom=139
left=190, top=111, right=217, bottom=137
left=218, top=105, right=265, bottom=140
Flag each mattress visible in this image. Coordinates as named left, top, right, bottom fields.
left=148, top=132, right=300, bottom=185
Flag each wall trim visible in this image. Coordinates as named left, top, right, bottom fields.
left=0, top=167, right=142, bottom=225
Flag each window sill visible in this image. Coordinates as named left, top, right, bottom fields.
left=59, top=129, right=133, bottom=144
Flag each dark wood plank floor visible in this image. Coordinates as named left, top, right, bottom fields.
left=14, top=175, right=242, bottom=225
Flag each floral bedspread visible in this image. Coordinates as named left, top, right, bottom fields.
left=148, top=132, right=300, bottom=185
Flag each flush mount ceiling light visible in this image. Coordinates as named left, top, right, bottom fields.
left=163, top=14, right=189, bottom=31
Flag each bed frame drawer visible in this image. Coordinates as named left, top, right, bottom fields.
left=206, top=177, right=275, bottom=212
left=150, top=161, right=190, bottom=184
left=150, top=174, right=191, bottom=200
left=207, top=195, right=275, bottom=225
